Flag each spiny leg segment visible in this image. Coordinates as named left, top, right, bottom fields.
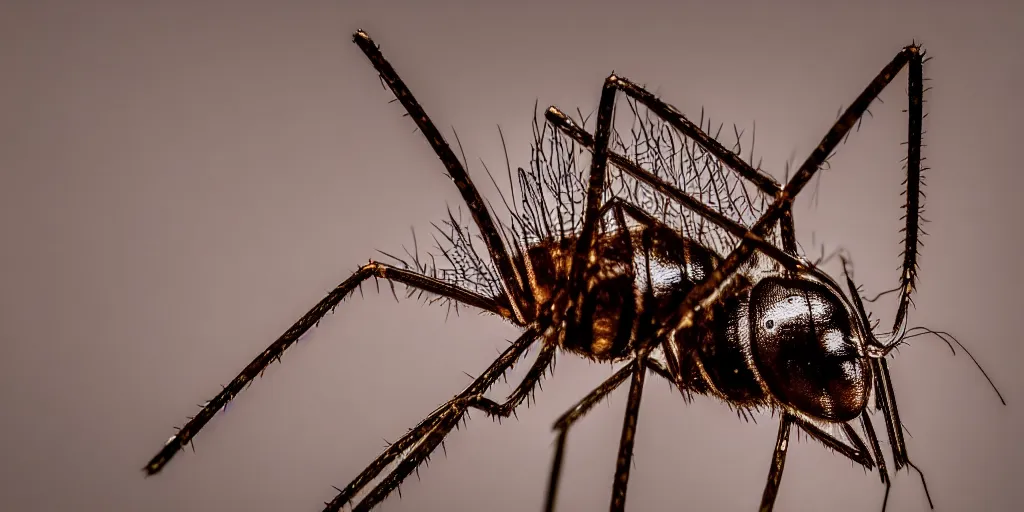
left=143, top=261, right=510, bottom=475
left=544, top=362, right=636, bottom=512
left=326, top=329, right=555, bottom=512
left=759, top=414, right=795, bottom=512
left=353, top=30, right=534, bottom=323
left=610, top=358, right=648, bottom=511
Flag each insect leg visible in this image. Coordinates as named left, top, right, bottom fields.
left=860, top=412, right=894, bottom=510
left=609, top=359, right=648, bottom=512
left=835, top=44, right=926, bottom=335
left=560, top=74, right=619, bottom=346
left=890, top=45, right=926, bottom=335
left=544, top=362, right=637, bottom=512
left=330, top=330, right=555, bottom=512
left=143, top=262, right=511, bottom=475
left=853, top=57, right=935, bottom=506
left=352, top=30, right=533, bottom=322
left=459, top=341, right=558, bottom=418
left=759, top=414, right=795, bottom=512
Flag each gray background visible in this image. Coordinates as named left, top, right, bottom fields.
left=2, top=0, right=1021, bottom=511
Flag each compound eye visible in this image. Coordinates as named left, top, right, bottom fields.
left=749, top=277, right=868, bottom=422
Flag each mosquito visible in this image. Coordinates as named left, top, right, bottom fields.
left=143, top=30, right=1005, bottom=511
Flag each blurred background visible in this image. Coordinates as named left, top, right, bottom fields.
left=2, top=1, right=1021, bottom=510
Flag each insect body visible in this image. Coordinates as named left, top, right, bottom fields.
left=144, top=30, right=1003, bottom=512
left=522, top=213, right=868, bottom=426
